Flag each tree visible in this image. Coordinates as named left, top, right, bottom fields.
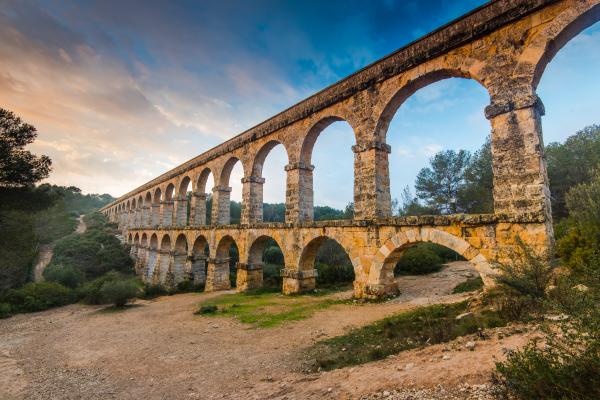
left=415, top=150, right=471, bottom=214
left=0, top=108, right=52, bottom=187
left=396, top=186, right=438, bottom=216
left=459, top=137, right=494, bottom=213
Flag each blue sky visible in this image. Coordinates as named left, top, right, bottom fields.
left=0, top=1, right=598, bottom=208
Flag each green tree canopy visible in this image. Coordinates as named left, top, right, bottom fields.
left=0, top=108, right=52, bottom=187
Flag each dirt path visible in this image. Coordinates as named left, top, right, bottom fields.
left=0, top=263, right=533, bottom=400
left=33, top=216, right=87, bottom=282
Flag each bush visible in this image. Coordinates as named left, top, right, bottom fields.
left=452, top=276, right=483, bottom=293
left=496, top=237, right=554, bottom=300
left=79, top=271, right=124, bottom=304
left=142, top=283, right=169, bottom=299
left=263, top=263, right=283, bottom=288
left=176, top=280, right=204, bottom=293
left=43, top=263, right=85, bottom=289
left=195, top=305, right=218, bottom=314
left=315, top=262, right=354, bottom=285
left=263, top=246, right=284, bottom=265
left=394, top=244, right=443, bottom=275
left=100, top=279, right=142, bottom=307
left=1, top=282, right=76, bottom=313
left=0, top=302, right=12, bottom=318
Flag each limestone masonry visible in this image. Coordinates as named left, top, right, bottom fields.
left=101, top=0, right=600, bottom=298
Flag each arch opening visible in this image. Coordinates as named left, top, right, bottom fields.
left=215, top=157, right=244, bottom=225
left=383, top=76, right=492, bottom=216
left=146, top=234, right=159, bottom=282
left=245, top=235, right=285, bottom=291
left=158, top=234, right=172, bottom=285
left=301, top=118, right=356, bottom=221
left=250, top=141, right=288, bottom=223
left=194, top=168, right=214, bottom=226
left=173, top=234, right=189, bottom=286
left=296, top=236, right=354, bottom=293
left=151, top=187, right=162, bottom=227
left=176, top=176, right=192, bottom=227
left=207, top=235, right=239, bottom=291
left=191, top=236, right=210, bottom=287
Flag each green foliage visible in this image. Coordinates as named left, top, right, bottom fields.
left=79, top=271, right=128, bottom=304
left=49, top=228, right=133, bottom=281
left=263, top=245, right=284, bottom=265
left=459, top=137, right=494, bottom=213
left=493, top=255, right=600, bottom=399
left=263, top=263, right=283, bottom=287
left=0, top=302, right=13, bottom=318
left=495, top=237, right=554, bottom=300
left=99, top=279, right=142, bottom=307
left=0, top=108, right=52, bottom=186
left=315, top=262, right=354, bottom=285
left=395, top=244, right=443, bottom=276
left=195, top=289, right=342, bottom=328
left=142, top=283, right=169, bottom=299
left=0, top=209, right=38, bottom=290
left=175, top=280, right=205, bottom=293
left=1, top=282, right=76, bottom=313
left=196, top=305, right=218, bottom=314
left=415, top=149, right=471, bottom=214
left=452, top=276, right=483, bottom=293
left=309, top=302, right=507, bottom=371
left=546, top=124, right=600, bottom=219
left=43, top=264, right=85, bottom=289
left=315, top=238, right=352, bottom=268
left=396, top=186, right=439, bottom=216
left=263, top=203, right=285, bottom=222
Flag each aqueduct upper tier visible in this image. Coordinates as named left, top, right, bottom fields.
left=101, top=0, right=600, bottom=298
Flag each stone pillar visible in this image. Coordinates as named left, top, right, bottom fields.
left=191, top=254, right=207, bottom=285
left=241, top=176, right=265, bottom=225
left=128, top=210, right=135, bottom=228
left=174, top=196, right=188, bottom=227
left=281, top=268, right=317, bottom=294
left=284, top=162, right=314, bottom=223
left=135, top=245, right=147, bottom=277
left=145, top=249, right=159, bottom=284
left=142, top=206, right=151, bottom=227
left=151, top=204, right=161, bottom=227
left=161, top=200, right=174, bottom=227
left=191, top=193, right=207, bottom=226
left=157, top=249, right=174, bottom=288
left=236, top=262, right=263, bottom=292
left=172, top=250, right=188, bottom=285
left=134, top=208, right=141, bottom=227
left=211, top=186, right=232, bottom=225
left=352, top=140, right=392, bottom=220
left=485, top=94, right=554, bottom=255
left=205, top=257, right=232, bottom=291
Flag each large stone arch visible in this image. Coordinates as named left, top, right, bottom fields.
left=238, top=234, right=285, bottom=292
left=212, top=157, right=244, bottom=225
left=374, top=68, right=490, bottom=141
left=300, top=116, right=357, bottom=165
left=146, top=233, right=160, bottom=282
left=158, top=234, right=172, bottom=285
left=521, top=1, right=600, bottom=91
left=190, top=235, right=209, bottom=285
left=367, top=228, right=496, bottom=298
left=173, top=233, right=189, bottom=284
left=206, top=234, right=238, bottom=291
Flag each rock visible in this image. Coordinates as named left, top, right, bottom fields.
left=455, top=312, right=474, bottom=321
left=465, top=341, right=476, bottom=351
left=442, top=355, right=450, bottom=360
left=404, top=363, right=414, bottom=370
left=573, top=284, right=589, bottom=292
left=544, top=314, right=569, bottom=321
left=383, top=390, right=390, bottom=396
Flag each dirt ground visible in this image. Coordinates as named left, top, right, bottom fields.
left=0, top=262, right=535, bottom=400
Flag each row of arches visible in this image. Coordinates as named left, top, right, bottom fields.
left=104, top=3, right=600, bottom=231
left=126, top=225, right=493, bottom=298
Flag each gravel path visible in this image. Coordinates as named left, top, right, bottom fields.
left=0, top=262, right=532, bottom=400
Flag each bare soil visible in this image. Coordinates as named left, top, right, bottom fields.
left=0, top=262, right=535, bottom=400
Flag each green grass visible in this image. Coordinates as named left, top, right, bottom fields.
left=307, top=301, right=507, bottom=371
left=452, top=276, right=484, bottom=293
left=194, top=287, right=344, bottom=328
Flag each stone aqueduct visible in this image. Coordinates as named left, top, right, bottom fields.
left=101, top=0, right=600, bottom=298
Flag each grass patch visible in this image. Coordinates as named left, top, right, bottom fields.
left=195, top=287, right=343, bottom=328
left=452, top=276, right=484, bottom=293
left=307, top=301, right=507, bottom=371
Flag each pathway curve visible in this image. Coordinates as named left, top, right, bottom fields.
left=33, top=215, right=87, bottom=282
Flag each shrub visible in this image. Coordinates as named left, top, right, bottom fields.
left=100, top=279, right=142, bottom=307
left=78, top=271, right=124, bottom=304
left=43, top=263, right=85, bottom=289
left=263, top=245, right=284, bottom=265
left=2, top=282, right=76, bottom=313
left=176, top=280, right=204, bottom=293
left=263, top=263, right=283, bottom=288
left=195, top=305, right=218, bottom=314
left=0, top=302, right=12, bottom=318
left=315, top=262, right=354, bottom=285
left=394, top=244, right=443, bottom=275
left=142, top=283, right=169, bottom=299
left=495, top=237, right=554, bottom=300
left=452, top=276, right=483, bottom=293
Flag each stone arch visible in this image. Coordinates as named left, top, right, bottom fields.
left=206, top=235, right=238, bottom=291
left=218, top=156, right=244, bottom=187
left=158, top=234, right=172, bottom=285
left=196, top=167, right=214, bottom=194
left=164, top=183, right=175, bottom=201
left=191, top=235, right=209, bottom=285
left=128, top=233, right=133, bottom=243
left=173, top=234, right=189, bottom=284
left=247, top=235, right=285, bottom=265
left=161, top=183, right=176, bottom=226
left=146, top=233, right=160, bottom=282
left=300, top=116, right=356, bottom=165
left=368, top=228, right=496, bottom=297
left=178, top=176, right=192, bottom=197
left=528, top=3, right=600, bottom=90
left=134, top=233, right=140, bottom=244
left=252, top=140, right=290, bottom=177
left=374, top=68, right=490, bottom=141
left=153, top=187, right=162, bottom=205
left=176, top=176, right=192, bottom=226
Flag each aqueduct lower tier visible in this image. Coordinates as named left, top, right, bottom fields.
left=124, top=214, right=548, bottom=298
left=102, top=0, right=600, bottom=297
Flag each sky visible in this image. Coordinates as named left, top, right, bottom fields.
left=1, top=0, right=599, bottom=208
